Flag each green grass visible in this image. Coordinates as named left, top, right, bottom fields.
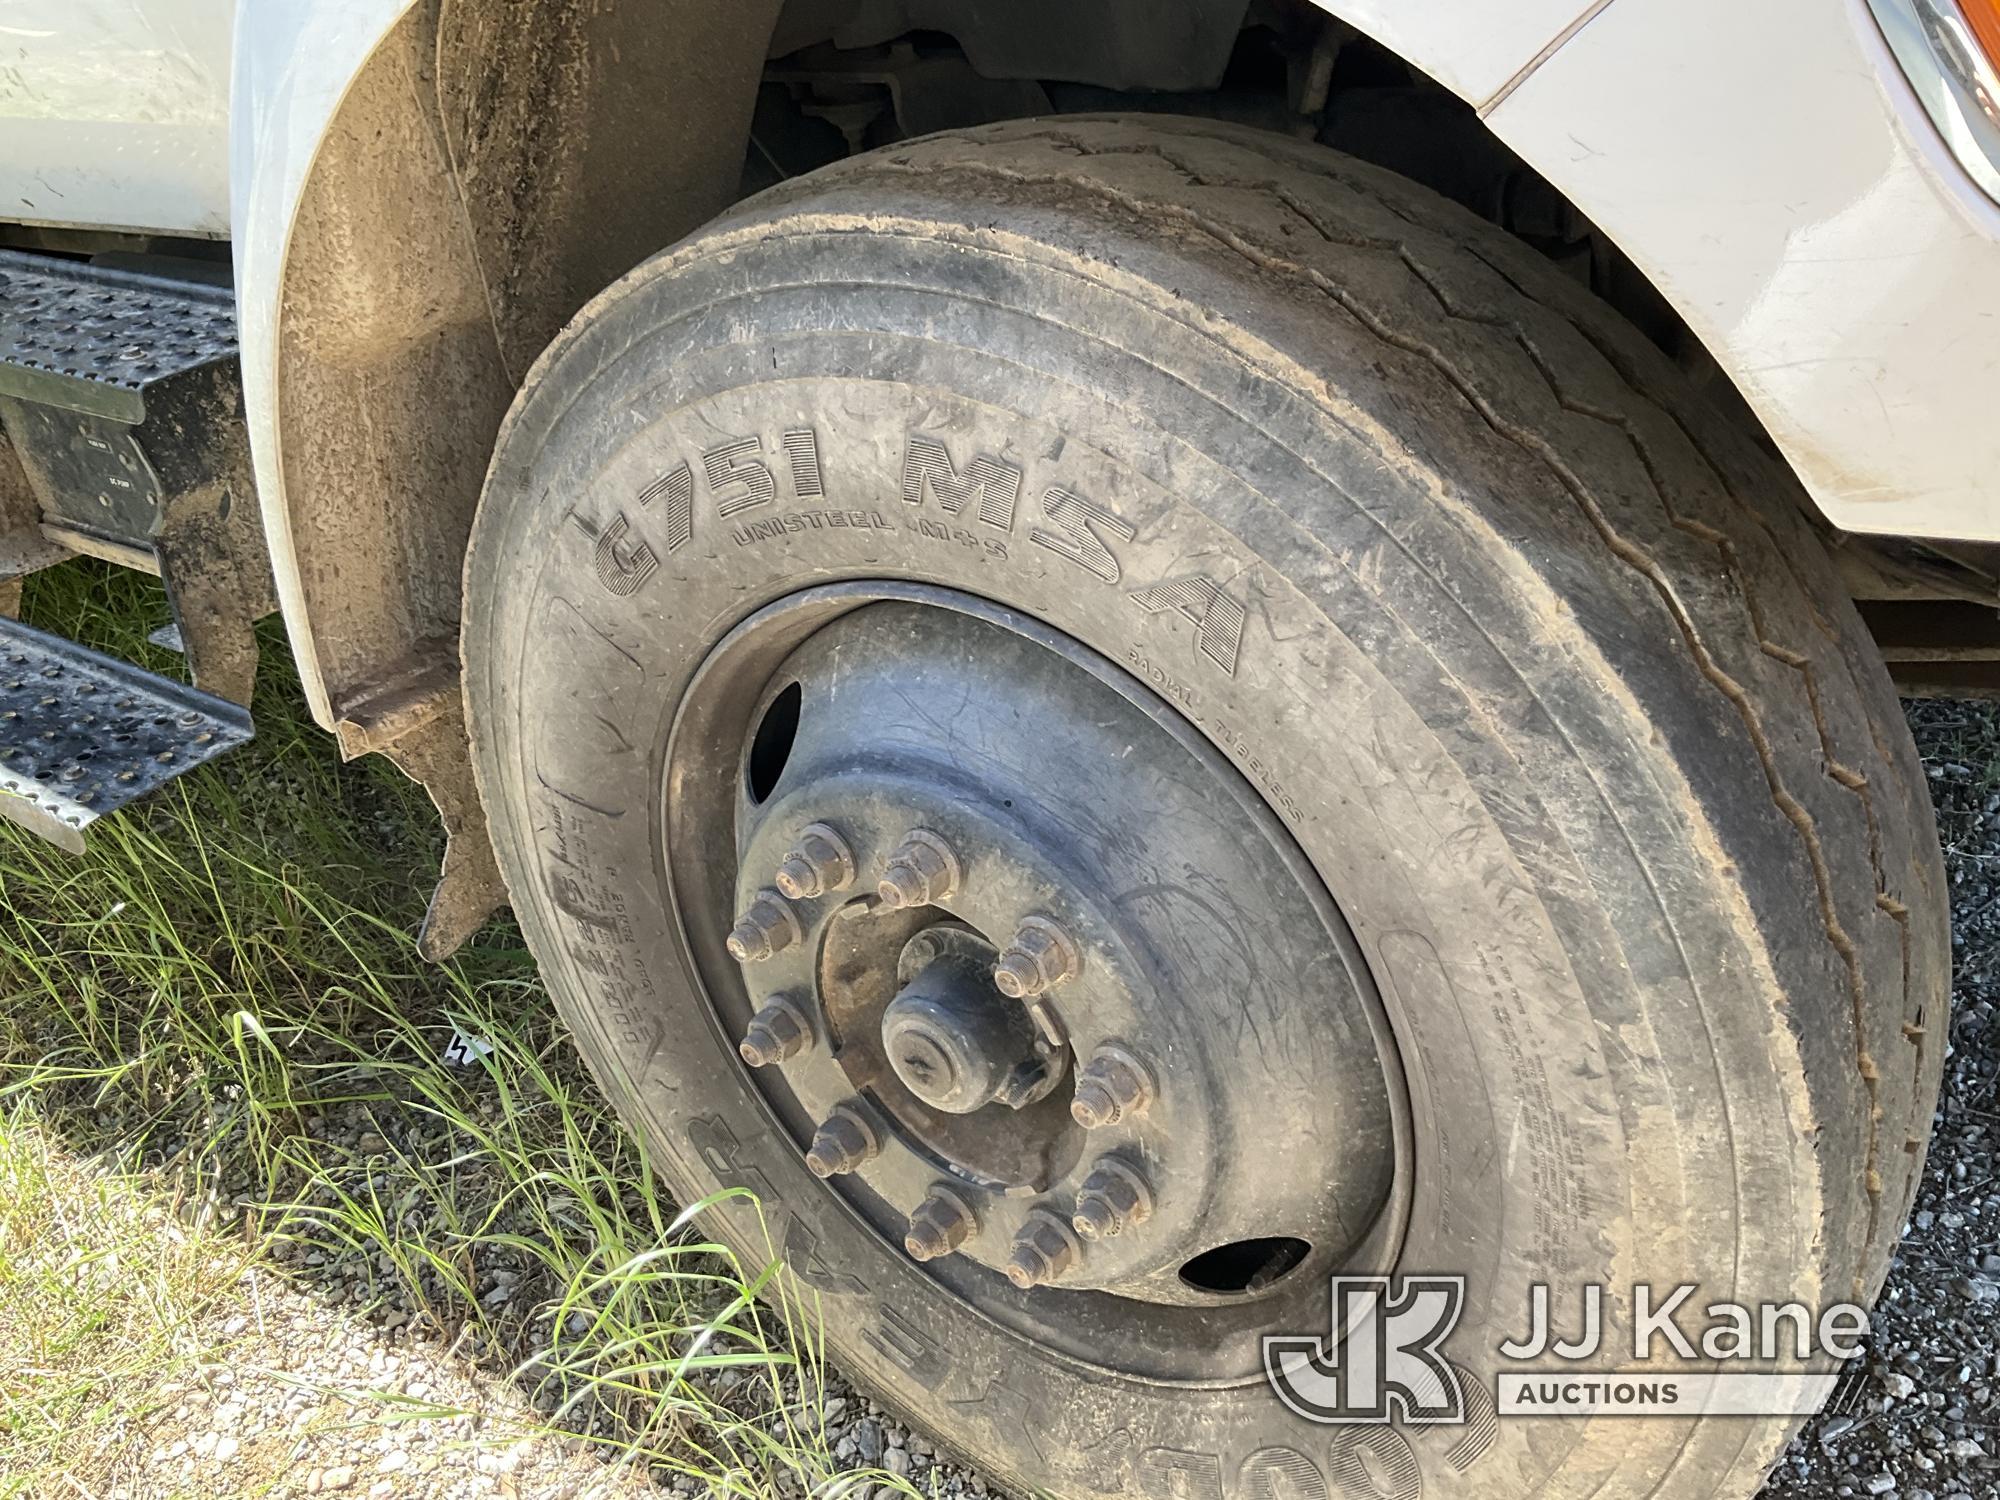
left=0, top=561, right=895, bottom=1497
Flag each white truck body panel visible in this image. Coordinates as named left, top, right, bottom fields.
left=1310, top=0, right=1604, bottom=106
left=0, top=0, right=230, bottom=237
left=1487, top=0, right=2000, bottom=542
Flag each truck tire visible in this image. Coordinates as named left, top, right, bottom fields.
left=463, top=116, right=1947, bottom=1500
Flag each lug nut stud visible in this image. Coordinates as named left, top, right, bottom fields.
left=1072, top=1157, right=1154, bottom=1241
left=726, top=888, right=801, bottom=963
left=738, top=994, right=812, bottom=1067
left=1004, top=1207, right=1082, bottom=1289
left=875, top=829, right=960, bottom=910
left=992, top=914, right=1080, bottom=999
left=1071, top=1045, right=1156, bottom=1129
left=904, top=1186, right=978, bottom=1262
left=804, top=1103, right=880, bottom=1178
left=774, top=822, right=855, bottom=900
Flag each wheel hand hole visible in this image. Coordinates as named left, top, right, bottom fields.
left=746, top=681, right=803, bottom=805
left=1177, top=1236, right=1311, bottom=1294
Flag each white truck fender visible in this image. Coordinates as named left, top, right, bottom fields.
left=1485, top=0, right=2000, bottom=543
left=227, top=0, right=1598, bottom=726
left=1306, top=0, right=1608, bottom=107
left=230, top=0, right=420, bottom=729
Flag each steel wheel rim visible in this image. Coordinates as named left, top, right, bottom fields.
left=662, top=581, right=1413, bottom=1382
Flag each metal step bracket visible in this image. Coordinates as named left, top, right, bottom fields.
left=0, top=616, right=252, bottom=853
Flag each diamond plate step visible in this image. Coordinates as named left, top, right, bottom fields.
left=0, top=250, right=278, bottom=706
left=0, top=248, right=235, bottom=554
left=0, top=250, right=234, bottom=425
left=0, top=616, right=252, bottom=854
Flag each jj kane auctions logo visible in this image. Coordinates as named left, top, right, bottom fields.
left=1264, top=1278, right=1872, bottom=1422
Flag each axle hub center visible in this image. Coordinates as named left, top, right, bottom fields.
left=882, top=928, right=1043, bottom=1113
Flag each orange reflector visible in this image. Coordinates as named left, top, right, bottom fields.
left=1964, top=0, right=2000, bottom=72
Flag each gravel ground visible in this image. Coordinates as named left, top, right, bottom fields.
left=76, top=1158, right=999, bottom=1500
left=111, top=1269, right=994, bottom=1500
left=1764, top=701, right=2000, bottom=1499
left=118, top=1284, right=994, bottom=1500
left=125, top=1271, right=653, bottom=1500
left=142, top=1091, right=1000, bottom=1500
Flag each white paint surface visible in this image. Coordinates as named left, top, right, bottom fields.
left=1488, top=0, right=2000, bottom=540
left=0, top=0, right=232, bottom=236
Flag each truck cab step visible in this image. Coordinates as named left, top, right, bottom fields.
left=0, top=249, right=278, bottom=706
left=0, top=615, right=252, bottom=854
left=0, top=251, right=237, bottom=560
left=0, top=250, right=235, bottom=423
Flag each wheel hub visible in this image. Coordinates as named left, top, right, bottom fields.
left=881, top=926, right=1057, bottom=1114
left=670, top=590, right=1404, bottom=1336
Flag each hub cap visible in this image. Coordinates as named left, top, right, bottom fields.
left=666, top=586, right=1408, bottom=1376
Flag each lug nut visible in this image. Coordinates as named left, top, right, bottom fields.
left=726, top=889, right=801, bottom=963
left=992, top=915, right=1080, bottom=999
left=904, top=1186, right=978, bottom=1262
left=773, top=822, right=855, bottom=900
left=1070, top=1045, right=1156, bottom=1129
left=1072, top=1157, right=1154, bottom=1241
left=738, top=994, right=812, bottom=1067
left=1004, top=1207, right=1082, bottom=1289
left=876, top=829, right=960, bottom=910
left=804, top=1103, right=880, bottom=1178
